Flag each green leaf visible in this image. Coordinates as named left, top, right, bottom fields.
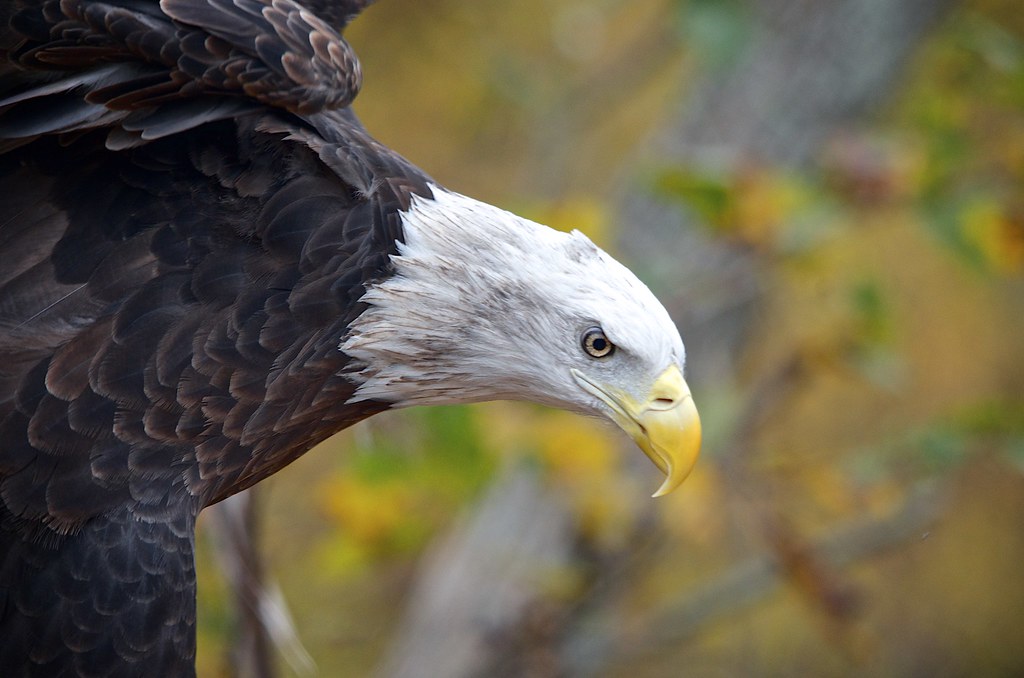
left=650, top=167, right=732, bottom=229
left=676, top=0, right=752, bottom=70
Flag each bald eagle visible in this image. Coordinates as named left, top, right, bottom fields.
left=0, top=0, right=700, bottom=674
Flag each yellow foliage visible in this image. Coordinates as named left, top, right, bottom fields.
left=732, top=170, right=810, bottom=247
left=475, top=401, right=537, bottom=456
left=659, top=463, right=725, bottom=544
left=309, top=535, right=372, bottom=579
left=484, top=407, right=641, bottom=548
left=961, top=199, right=1024, bottom=273
left=532, top=411, right=635, bottom=546
left=316, top=475, right=416, bottom=547
left=533, top=410, right=617, bottom=482
left=523, top=196, right=612, bottom=248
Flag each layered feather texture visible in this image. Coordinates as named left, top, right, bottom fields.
left=0, top=0, right=430, bottom=673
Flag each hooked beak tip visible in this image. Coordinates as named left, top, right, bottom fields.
left=631, top=366, right=702, bottom=497
left=571, top=364, right=702, bottom=497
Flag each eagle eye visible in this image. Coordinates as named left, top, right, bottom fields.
left=581, top=326, right=615, bottom=358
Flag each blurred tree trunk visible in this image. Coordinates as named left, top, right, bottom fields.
left=206, top=492, right=274, bottom=678
left=377, top=1, right=953, bottom=677
left=206, top=491, right=315, bottom=678
left=376, top=470, right=575, bottom=678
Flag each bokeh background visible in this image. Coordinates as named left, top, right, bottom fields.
left=195, top=0, right=1024, bottom=675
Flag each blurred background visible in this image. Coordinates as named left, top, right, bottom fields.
left=194, top=0, right=1024, bottom=675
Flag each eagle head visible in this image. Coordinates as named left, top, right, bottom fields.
left=341, top=187, right=701, bottom=496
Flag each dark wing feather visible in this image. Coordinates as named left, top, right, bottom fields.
left=0, top=0, right=430, bottom=673
left=1, top=0, right=364, bottom=148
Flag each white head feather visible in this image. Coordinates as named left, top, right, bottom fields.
left=340, top=186, right=686, bottom=420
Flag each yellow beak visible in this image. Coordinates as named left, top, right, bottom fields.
left=572, top=364, right=702, bottom=497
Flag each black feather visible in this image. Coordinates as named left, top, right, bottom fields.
left=0, top=0, right=429, bottom=674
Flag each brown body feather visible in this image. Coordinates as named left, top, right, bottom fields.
left=0, top=0, right=431, bottom=673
